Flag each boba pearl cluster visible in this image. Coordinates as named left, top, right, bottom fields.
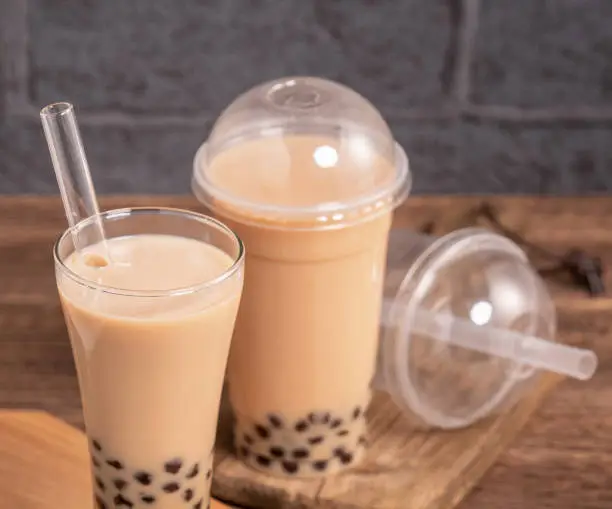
left=235, top=406, right=367, bottom=476
left=90, top=439, right=212, bottom=508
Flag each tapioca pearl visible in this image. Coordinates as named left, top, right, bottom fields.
left=194, top=500, right=203, bottom=509
left=92, top=456, right=101, bottom=468
left=337, top=429, right=349, bottom=437
left=106, top=459, right=123, bottom=470
left=164, top=458, right=183, bottom=474
left=162, top=482, right=181, bottom=493
left=95, top=477, right=105, bottom=492
left=339, top=453, right=354, bottom=465
left=292, top=448, right=309, bottom=459
left=113, top=494, right=133, bottom=507
left=238, top=445, right=250, bottom=458
left=206, top=468, right=212, bottom=480
left=141, top=494, right=156, bottom=504
left=243, top=434, right=254, bottom=446
left=308, top=412, right=331, bottom=424
left=254, top=424, right=270, bottom=439
left=312, top=460, right=328, bottom=472
left=269, top=446, right=285, bottom=458
left=113, top=478, right=127, bottom=491
left=268, top=414, right=283, bottom=429
left=186, top=463, right=200, bottom=479
left=334, top=447, right=354, bottom=465
left=308, top=436, right=324, bottom=445
left=95, top=494, right=106, bottom=509
left=330, top=418, right=343, bottom=429
left=184, top=489, right=194, bottom=502
left=282, top=461, right=299, bottom=474
left=333, top=447, right=344, bottom=457
left=134, top=471, right=153, bottom=485
left=353, top=406, right=362, bottom=420
left=358, top=435, right=367, bottom=446
left=255, top=455, right=272, bottom=467
left=92, top=440, right=102, bottom=452
left=294, top=420, right=309, bottom=432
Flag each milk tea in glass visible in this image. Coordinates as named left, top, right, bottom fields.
left=54, top=208, right=244, bottom=508
left=193, top=77, right=411, bottom=476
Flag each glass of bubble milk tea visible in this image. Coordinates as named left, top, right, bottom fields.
left=54, top=208, right=244, bottom=509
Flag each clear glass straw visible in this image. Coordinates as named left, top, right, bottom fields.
left=40, top=102, right=110, bottom=260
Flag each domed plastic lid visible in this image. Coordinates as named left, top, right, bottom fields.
left=380, top=229, right=558, bottom=429
left=192, top=76, right=410, bottom=228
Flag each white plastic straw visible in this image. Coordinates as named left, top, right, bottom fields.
left=409, top=308, right=597, bottom=381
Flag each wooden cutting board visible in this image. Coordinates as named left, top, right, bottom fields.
left=212, top=376, right=560, bottom=509
left=209, top=226, right=563, bottom=508
left=0, top=411, right=235, bottom=509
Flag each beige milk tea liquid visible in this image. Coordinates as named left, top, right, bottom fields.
left=207, top=134, right=395, bottom=476
left=58, top=234, right=242, bottom=509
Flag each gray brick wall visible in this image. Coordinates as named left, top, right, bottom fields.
left=1, top=0, right=611, bottom=194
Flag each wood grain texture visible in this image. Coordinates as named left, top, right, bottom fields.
left=0, top=411, right=234, bottom=509
left=0, top=196, right=610, bottom=508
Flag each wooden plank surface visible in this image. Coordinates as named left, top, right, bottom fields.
left=0, top=195, right=611, bottom=508
left=0, top=410, right=234, bottom=509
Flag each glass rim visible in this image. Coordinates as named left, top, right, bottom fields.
left=53, top=207, right=245, bottom=298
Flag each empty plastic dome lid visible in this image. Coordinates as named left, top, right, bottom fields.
left=192, top=76, right=411, bottom=228
left=379, top=228, right=560, bottom=429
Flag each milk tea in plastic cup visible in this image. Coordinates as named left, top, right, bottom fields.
left=192, top=77, right=411, bottom=477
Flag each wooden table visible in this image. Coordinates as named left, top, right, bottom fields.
left=1, top=195, right=611, bottom=508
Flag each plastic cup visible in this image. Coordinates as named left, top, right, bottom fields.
left=374, top=227, right=597, bottom=429
left=54, top=208, right=244, bottom=509
left=192, top=77, right=411, bottom=477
